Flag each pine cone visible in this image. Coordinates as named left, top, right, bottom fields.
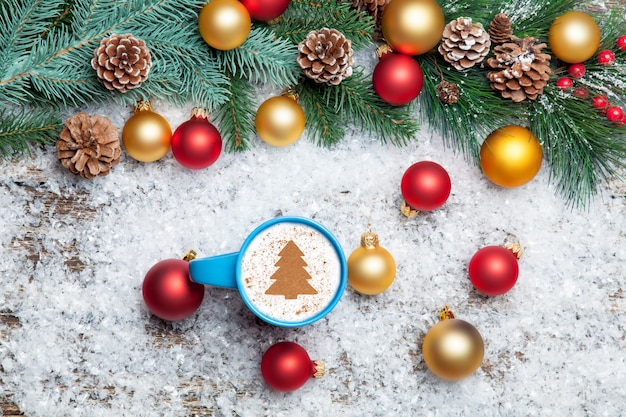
left=486, top=36, right=552, bottom=102
left=351, top=0, right=389, bottom=25
left=489, top=13, right=513, bottom=44
left=297, top=28, right=354, bottom=86
left=91, top=34, right=152, bottom=93
left=436, top=81, right=460, bottom=104
left=57, top=113, right=121, bottom=179
left=438, top=17, right=491, bottom=71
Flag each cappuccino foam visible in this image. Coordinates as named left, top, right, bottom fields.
left=240, top=222, right=341, bottom=323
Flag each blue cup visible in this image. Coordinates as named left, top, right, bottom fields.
left=189, top=217, right=347, bottom=328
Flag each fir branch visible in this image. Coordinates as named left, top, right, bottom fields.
left=530, top=87, right=626, bottom=208
left=0, top=106, right=63, bottom=158
left=296, top=80, right=345, bottom=146
left=212, top=27, right=300, bottom=88
left=214, top=74, right=257, bottom=152
left=272, top=0, right=373, bottom=49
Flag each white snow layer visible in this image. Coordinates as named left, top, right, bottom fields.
left=1, top=48, right=625, bottom=417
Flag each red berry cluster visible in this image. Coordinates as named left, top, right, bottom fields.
left=556, top=65, right=589, bottom=100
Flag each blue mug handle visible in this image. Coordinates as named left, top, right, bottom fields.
left=189, top=252, right=239, bottom=288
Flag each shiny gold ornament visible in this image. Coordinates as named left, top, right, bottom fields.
left=198, top=0, right=251, bottom=51
left=548, top=11, right=600, bottom=63
left=255, top=93, right=306, bottom=146
left=480, top=125, right=543, bottom=188
left=122, top=101, right=172, bottom=162
left=422, top=307, right=484, bottom=381
left=347, top=227, right=396, bottom=295
left=381, top=0, right=445, bottom=55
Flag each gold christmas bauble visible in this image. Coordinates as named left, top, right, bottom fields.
left=198, top=0, right=251, bottom=51
left=381, top=0, right=445, bottom=55
left=480, top=125, right=543, bottom=188
left=347, top=229, right=396, bottom=295
left=548, top=11, right=600, bottom=63
left=422, top=309, right=484, bottom=381
left=122, top=101, right=172, bottom=162
left=255, top=95, right=306, bottom=146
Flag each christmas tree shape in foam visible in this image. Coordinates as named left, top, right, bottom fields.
left=265, top=240, right=318, bottom=300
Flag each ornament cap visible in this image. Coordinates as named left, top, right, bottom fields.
left=134, top=100, right=153, bottom=112
left=376, top=44, right=394, bottom=59
left=191, top=107, right=209, bottom=119
left=312, top=360, right=325, bottom=378
left=439, top=306, right=455, bottom=321
left=360, top=227, right=380, bottom=249
left=504, top=242, right=523, bottom=259
left=281, top=88, right=300, bottom=103
left=400, top=200, right=419, bottom=218
left=183, top=250, right=197, bottom=262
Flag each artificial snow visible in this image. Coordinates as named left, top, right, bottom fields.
left=0, top=46, right=625, bottom=417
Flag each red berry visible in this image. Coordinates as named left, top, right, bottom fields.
left=598, top=49, right=615, bottom=66
left=573, top=87, right=588, bottom=99
left=567, top=63, right=586, bottom=79
left=592, top=95, right=609, bottom=112
left=556, top=76, right=573, bottom=90
left=606, top=106, right=624, bottom=122
left=617, top=35, right=626, bottom=51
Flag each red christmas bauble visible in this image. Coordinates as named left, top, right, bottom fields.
left=171, top=111, right=222, bottom=170
left=606, top=106, right=624, bottom=122
left=240, top=0, right=290, bottom=21
left=401, top=161, right=451, bottom=211
left=567, top=63, right=585, bottom=79
left=142, top=259, right=205, bottom=321
left=556, top=76, right=573, bottom=90
left=261, top=342, right=319, bottom=392
left=468, top=246, right=519, bottom=296
left=372, top=53, right=424, bottom=106
left=592, top=94, right=609, bottom=112
left=618, top=35, right=626, bottom=51
left=598, top=49, right=615, bottom=66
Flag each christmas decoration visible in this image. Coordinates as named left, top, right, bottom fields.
left=381, top=0, right=445, bottom=56
left=198, top=0, right=252, bottom=51
left=598, top=49, right=616, bottom=66
left=548, top=11, right=600, bottom=64
left=171, top=108, right=222, bottom=169
left=468, top=244, right=521, bottom=296
left=255, top=93, right=306, bottom=146
left=479, top=125, right=543, bottom=188
left=573, top=87, right=588, bottom=100
left=372, top=45, right=424, bottom=106
left=422, top=307, right=484, bottom=381
left=261, top=341, right=325, bottom=392
left=57, top=113, right=121, bottom=179
left=240, top=0, right=291, bottom=21
left=486, top=36, right=551, bottom=102
left=347, top=227, right=396, bottom=295
left=297, top=28, right=354, bottom=86
left=592, top=95, right=609, bottom=112
left=122, top=101, right=172, bottom=162
left=400, top=161, right=451, bottom=217
left=556, top=77, right=573, bottom=91
left=142, top=251, right=205, bottom=321
left=438, top=17, right=491, bottom=71
left=567, top=63, right=586, bottom=79
left=488, top=13, right=512, bottom=44
left=606, top=106, right=624, bottom=123
left=435, top=80, right=459, bottom=104
left=91, top=33, right=152, bottom=93
left=618, top=35, right=626, bottom=51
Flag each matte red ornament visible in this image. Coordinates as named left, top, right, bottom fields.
left=261, top=341, right=325, bottom=392
left=240, top=0, right=290, bottom=21
left=400, top=161, right=451, bottom=212
left=468, top=246, right=519, bottom=296
left=567, top=63, right=585, bottom=79
left=591, top=94, right=609, bottom=112
left=606, top=106, right=624, bottom=122
left=598, top=49, right=615, bottom=66
left=556, top=76, right=573, bottom=91
left=171, top=109, right=222, bottom=170
left=142, top=258, right=204, bottom=321
left=618, top=35, right=626, bottom=51
left=372, top=51, right=424, bottom=106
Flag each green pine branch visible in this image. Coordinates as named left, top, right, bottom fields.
left=214, top=74, right=257, bottom=152
left=297, top=80, right=345, bottom=146
left=0, top=106, right=63, bottom=158
left=272, top=0, right=374, bottom=49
